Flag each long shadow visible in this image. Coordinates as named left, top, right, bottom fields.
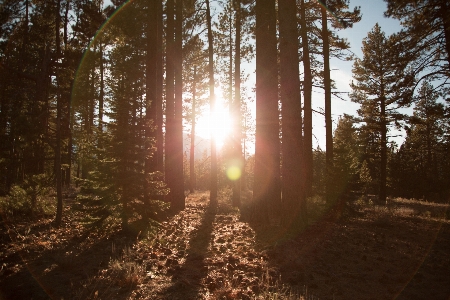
left=397, top=222, right=450, bottom=300
left=160, top=202, right=216, bottom=299
left=0, top=214, right=139, bottom=300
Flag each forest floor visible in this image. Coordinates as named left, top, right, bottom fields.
left=1, top=189, right=450, bottom=300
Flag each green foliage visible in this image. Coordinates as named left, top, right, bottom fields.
left=384, top=0, right=450, bottom=94
left=332, top=114, right=361, bottom=196
left=0, top=174, right=55, bottom=217
left=390, top=81, right=449, bottom=201
left=312, top=148, right=326, bottom=196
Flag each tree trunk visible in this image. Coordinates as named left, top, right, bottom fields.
left=279, top=0, right=306, bottom=227
left=232, top=0, right=242, bottom=207
left=156, top=0, right=164, bottom=174
left=206, top=0, right=217, bottom=206
left=380, top=91, right=387, bottom=204
left=165, top=0, right=176, bottom=206
left=173, top=0, right=185, bottom=211
left=254, top=0, right=280, bottom=223
left=55, top=0, right=63, bottom=227
left=99, top=42, right=104, bottom=135
left=145, top=0, right=157, bottom=210
left=322, top=0, right=334, bottom=203
left=190, top=66, right=197, bottom=193
left=300, top=0, right=313, bottom=197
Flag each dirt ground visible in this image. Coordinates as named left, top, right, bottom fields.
left=1, top=191, right=450, bottom=299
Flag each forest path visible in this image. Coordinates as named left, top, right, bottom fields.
left=131, top=191, right=271, bottom=299
left=128, top=192, right=450, bottom=300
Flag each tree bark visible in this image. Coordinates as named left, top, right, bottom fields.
left=190, top=67, right=197, bottom=193
left=300, top=0, right=313, bottom=197
left=55, top=0, right=63, bottom=227
left=321, top=0, right=334, bottom=203
left=206, top=0, right=217, bottom=206
left=173, top=0, right=185, bottom=211
left=279, top=0, right=306, bottom=227
left=232, top=0, right=242, bottom=207
left=254, top=0, right=280, bottom=222
left=145, top=0, right=157, bottom=210
left=156, top=0, right=164, bottom=174
left=165, top=0, right=176, bottom=206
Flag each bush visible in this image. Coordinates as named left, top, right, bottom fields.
left=0, top=174, right=55, bottom=218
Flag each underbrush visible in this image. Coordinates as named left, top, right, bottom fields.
left=353, top=195, right=450, bottom=222
left=0, top=184, right=55, bottom=219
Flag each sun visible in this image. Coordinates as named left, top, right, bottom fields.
left=195, top=91, right=230, bottom=150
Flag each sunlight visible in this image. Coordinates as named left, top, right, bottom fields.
left=196, top=88, right=231, bottom=150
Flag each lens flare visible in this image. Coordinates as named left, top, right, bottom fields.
left=226, top=166, right=241, bottom=181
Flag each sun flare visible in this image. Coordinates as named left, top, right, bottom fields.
left=196, top=91, right=231, bottom=150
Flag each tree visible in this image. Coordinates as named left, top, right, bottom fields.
left=384, top=0, right=450, bottom=91
left=350, top=24, right=414, bottom=203
left=254, top=0, right=280, bottom=222
left=299, top=0, right=361, bottom=198
left=279, top=0, right=306, bottom=226
left=165, top=0, right=185, bottom=212
left=173, top=0, right=185, bottom=211
left=144, top=0, right=158, bottom=212
left=232, top=0, right=243, bottom=207
left=392, top=81, right=446, bottom=200
left=321, top=0, right=334, bottom=204
left=300, top=0, right=313, bottom=197
left=205, top=0, right=218, bottom=206
left=332, top=114, right=360, bottom=196
left=319, top=0, right=361, bottom=203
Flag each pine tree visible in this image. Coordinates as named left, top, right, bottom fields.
left=384, top=0, right=450, bottom=89
left=350, top=24, right=414, bottom=203
left=300, top=0, right=361, bottom=198
left=332, top=114, right=360, bottom=196
left=279, top=0, right=306, bottom=227
left=205, top=0, right=218, bottom=206
left=254, top=0, right=280, bottom=222
left=393, top=81, right=446, bottom=200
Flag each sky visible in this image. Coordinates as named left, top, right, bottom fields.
left=192, top=0, right=408, bottom=153
left=312, top=0, right=404, bottom=149
left=103, top=0, right=406, bottom=152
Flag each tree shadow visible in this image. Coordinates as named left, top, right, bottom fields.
left=160, top=201, right=216, bottom=299
left=396, top=222, right=450, bottom=300
left=0, top=214, right=140, bottom=300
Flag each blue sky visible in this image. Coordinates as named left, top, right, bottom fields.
left=314, top=0, right=404, bottom=149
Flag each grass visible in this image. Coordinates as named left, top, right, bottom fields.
left=3, top=189, right=450, bottom=299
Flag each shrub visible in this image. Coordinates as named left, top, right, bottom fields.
left=0, top=174, right=55, bottom=217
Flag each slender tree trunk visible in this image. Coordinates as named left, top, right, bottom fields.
left=254, top=0, right=280, bottom=222
left=380, top=90, right=387, bottom=204
left=206, top=0, right=217, bottom=206
left=190, top=66, right=197, bottom=193
left=166, top=0, right=176, bottom=206
left=173, top=0, right=185, bottom=211
left=145, top=0, right=157, bottom=209
left=321, top=0, right=333, bottom=203
left=55, top=0, right=63, bottom=227
left=98, top=42, right=104, bottom=134
left=232, top=0, right=242, bottom=207
left=63, top=0, right=71, bottom=187
left=156, top=0, right=164, bottom=174
left=301, top=0, right=313, bottom=197
left=279, top=0, right=306, bottom=227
